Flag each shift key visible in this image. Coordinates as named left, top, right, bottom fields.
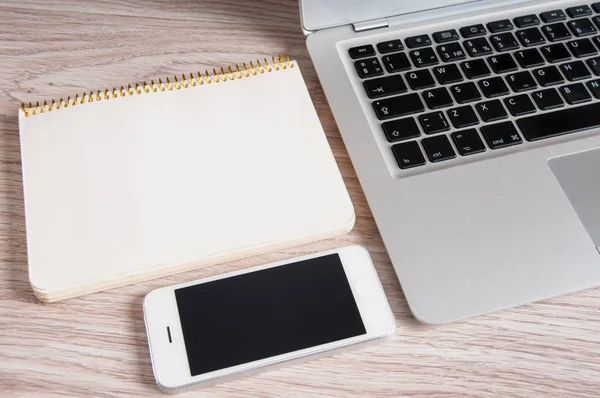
left=373, top=93, right=425, bottom=120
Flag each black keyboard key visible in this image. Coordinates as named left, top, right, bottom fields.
left=515, top=48, right=546, bottom=68
left=422, top=135, right=456, bottom=162
left=481, top=121, right=523, bottom=149
left=355, top=58, right=384, bottom=78
left=490, top=32, right=520, bottom=52
left=588, top=56, right=600, bottom=74
left=559, top=82, right=592, bottom=104
left=460, top=24, right=487, bottom=38
left=566, top=5, right=593, bottom=18
left=433, top=64, right=463, bottom=84
left=532, top=65, right=565, bottom=86
left=516, top=27, right=546, bottom=47
left=450, top=82, right=482, bottom=104
left=478, top=77, right=510, bottom=98
left=532, top=88, right=565, bottom=110
left=373, top=93, right=425, bottom=120
left=586, top=79, right=600, bottom=97
left=392, top=141, right=426, bottom=169
left=363, top=75, right=408, bottom=99
left=377, top=39, right=404, bottom=54
left=382, top=118, right=421, bottom=142
left=504, top=94, right=537, bottom=116
left=433, top=29, right=460, bottom=43
left=423, top=87, right=454, bottom=109
left=349, top=45, right=375, bottom=59
left=567, top=38, right=598, bottom=57
left=418, top=111, right=451, bottom=134
left=593, top=36, right=600, bottom=49
left=506, top=71, right=537, bottom=92
left=410, top=47, right=439, bottom=67
left=593, top=16, right=600, bottom=29
left=436, top=42, right=467, bottom=62
left=451, top=129, right=486, bottom=156
left=540, top=10, right=567, bottom=23
left=488, top=54, right=518, bottom=73
left=514, top=14, right=541, bottom=28
left=593, top=3, right=600, bottom=13
left=406, top=34, right=432, bottom=48
left=542, top=23, right=573, bottom=42
left=448, top=105, right=479, bottom=128
left=461, top=59, right=491, bottom=79
left=475, top=99, right=508, bottom=122
left=382, top=52, right=412, bottom=73
left=517, top=102, right=600, bottom=141
left=464, top=37, right=493, bottom=57
left=487, top=19, right=514, bottom=33
left=406, top=69, right=436, bottom=90
left=568, top=18, right=598, bottom=37
left=541, top=43, right=572, bottom=63
left=560, top=60, right=591, bottom=81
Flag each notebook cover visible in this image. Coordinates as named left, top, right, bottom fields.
left=18, top=58, right=355, bottom=302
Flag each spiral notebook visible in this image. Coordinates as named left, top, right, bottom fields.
left=18, top=55, right=355, bottom=302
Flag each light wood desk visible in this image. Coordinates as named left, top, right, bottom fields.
left=1, top=1, right=600, bottom=396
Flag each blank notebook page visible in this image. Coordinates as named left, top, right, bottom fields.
left=19, top=61, right=354, bottom=300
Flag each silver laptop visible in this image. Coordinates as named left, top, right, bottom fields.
left=302, top=0, right=600, bottom=323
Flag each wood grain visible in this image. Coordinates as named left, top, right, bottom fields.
left=1, top=1, right=600, bottom=396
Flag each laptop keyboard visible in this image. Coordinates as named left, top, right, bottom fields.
left=349, top=2, right=600, bottom=170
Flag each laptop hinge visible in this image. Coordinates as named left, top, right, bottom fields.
left=353, top=18, right=388, bottom=32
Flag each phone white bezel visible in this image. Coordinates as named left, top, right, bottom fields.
left=143, top=245, right=395, bottom=391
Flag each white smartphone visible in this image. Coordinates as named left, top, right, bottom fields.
left=143, top=245, right=395, bottom=393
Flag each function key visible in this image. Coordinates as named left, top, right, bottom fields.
left=460, top=24, right=486, bottom=38
left=566, top=5, right=592, bottom=18
left=514, top=14, right=541, bottom=28
left=349, top=45, right=375, bottom=59
left=421, top=135, right=456, bottom=163
left=433, top=29, right=460, bottom=43
left=392, top=141, right=426, bottom=169
left=363, top=75, right=407, bottom=99
left=354, top=58, right=384, bottom=79
left=377, top=39, right=404, bottom=54
left=540, top=9, right=567, bottom=23
left=405, top=34, right=432, bottom=48
left=593, top=3, right=600, bottom=13
left=487, top=19, right=514, bottom=33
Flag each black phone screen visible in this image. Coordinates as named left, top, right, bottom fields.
left=175, top=253, right=366, bottom=376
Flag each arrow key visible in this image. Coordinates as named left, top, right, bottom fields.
left=363, top=75, right=407, bottom=99
left=382, top=117, right=421, bottom=142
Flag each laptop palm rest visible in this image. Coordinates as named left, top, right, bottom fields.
left=549, top=148, right=600, bottom=251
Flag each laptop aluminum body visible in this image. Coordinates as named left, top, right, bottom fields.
left=303, top=0, right=600, bottom=323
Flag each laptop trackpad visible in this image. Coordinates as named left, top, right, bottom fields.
left=549, top=148, right=600, bottom=248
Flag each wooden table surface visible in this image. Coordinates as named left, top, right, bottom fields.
left=1, top=1, right=600, bottom=396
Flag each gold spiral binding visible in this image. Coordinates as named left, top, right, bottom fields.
left=20, top=54, right=293, bottom=117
